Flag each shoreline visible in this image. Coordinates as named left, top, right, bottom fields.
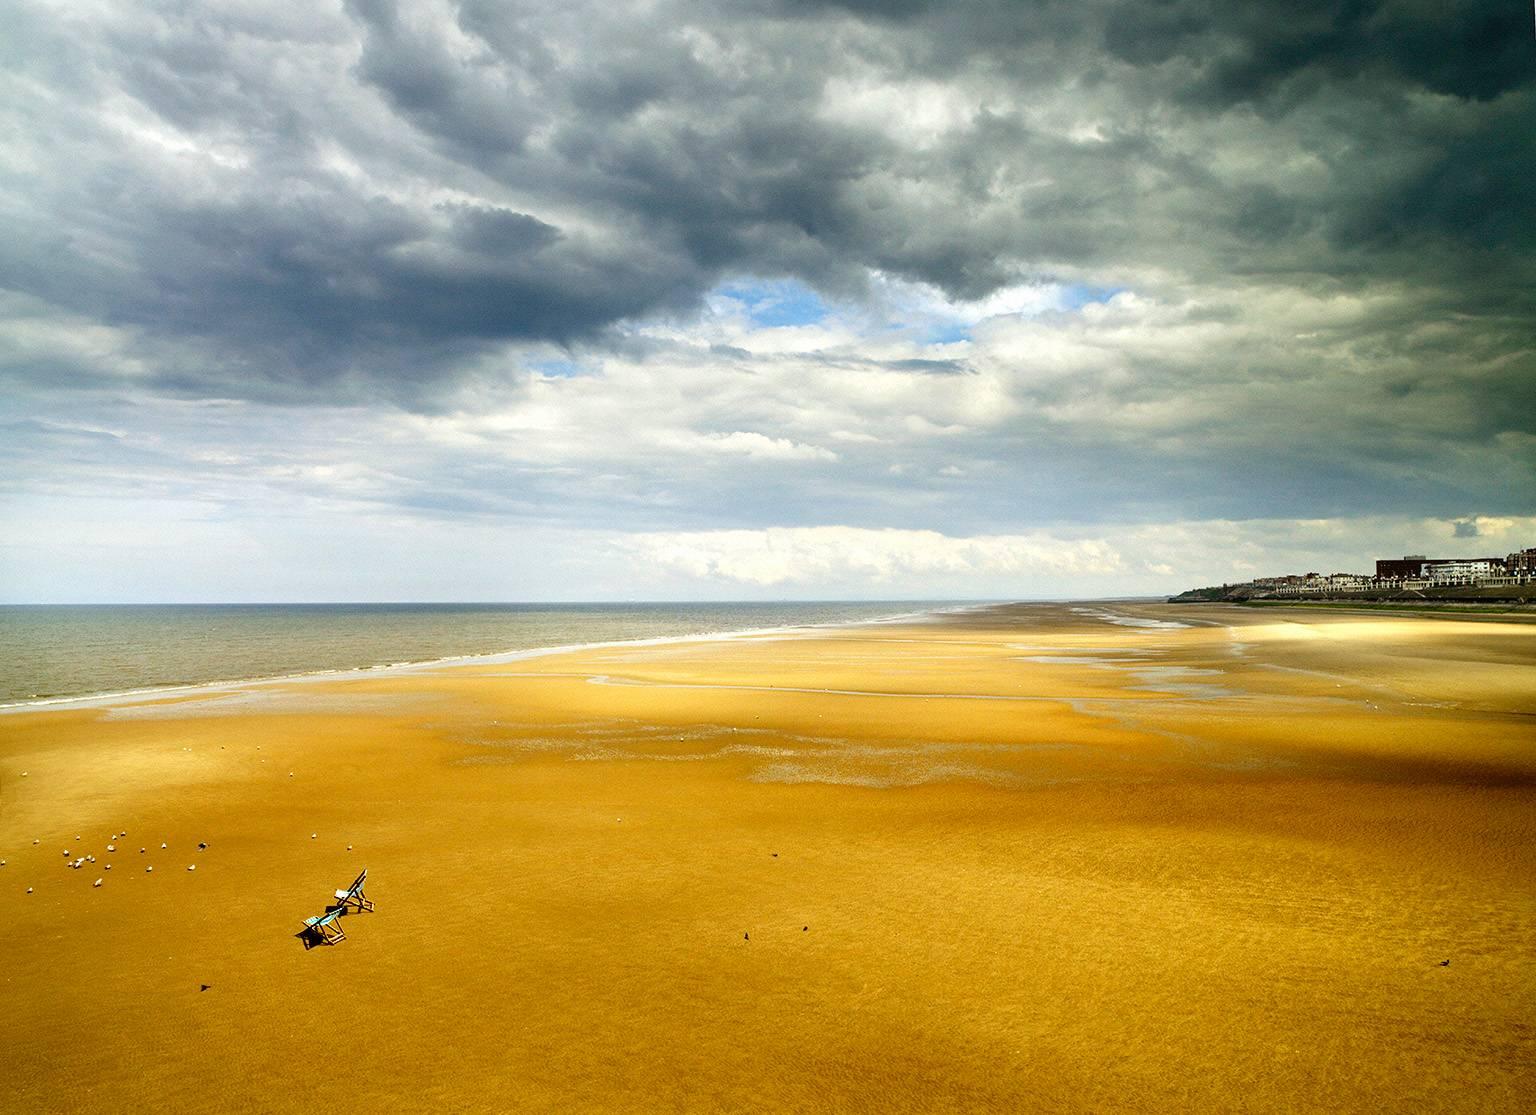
left=0, top=601, right=992, bottom=714
left=4, top=594, right=1521, bottom=718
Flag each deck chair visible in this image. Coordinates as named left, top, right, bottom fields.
left=333, top=868, right=374, bottom=914
left=302, top=907, right=348, bottom=946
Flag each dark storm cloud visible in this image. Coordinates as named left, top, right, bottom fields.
left=347, top=0, right=541, bottom=159
left=2, top=0, right=1532, bottom=546
left=3, top=0, right=1529, bottom=403
left=1100, top=0, right=1532, bottom=105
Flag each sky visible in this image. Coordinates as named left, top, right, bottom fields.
left=1, top=0, right=1532, bottom=602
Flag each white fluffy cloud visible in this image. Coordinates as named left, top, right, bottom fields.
left=674, top=431, right=838, bottom=462
left=5, top=495, right=1533, bottom=602
left=614, top=516, right=1536, bottom=596
left=617, top=527, right=1125, bottom=587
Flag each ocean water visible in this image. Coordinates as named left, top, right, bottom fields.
left=0, top=601, right=961, bottom=707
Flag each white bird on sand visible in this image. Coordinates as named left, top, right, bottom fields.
left=107, top=844, right=115, bottom=852
left=105, top=864, right=111, bottom=870
left=93, top=878, right=103, bottom=887
left=187, top=864, right=196, bottom=872
left=146, top=866, right=153, bottom=873
left=160, top=842, right=167, bottom=849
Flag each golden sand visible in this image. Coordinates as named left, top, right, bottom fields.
left=3, top=603, right=1533, bottom=1111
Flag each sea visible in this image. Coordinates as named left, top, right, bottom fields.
left=0, top=601, right=968, bottom=708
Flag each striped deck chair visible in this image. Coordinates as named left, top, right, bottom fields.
left=333, top=868, right=374, bottom=914
left=302, top=907, right=348, bottom=946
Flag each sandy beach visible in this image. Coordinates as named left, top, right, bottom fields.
left=2, top=602, right=1533, bottom=1112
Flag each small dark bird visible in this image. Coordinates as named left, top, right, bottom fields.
left=197, top=842, right=208, bottom=851
left=200, top=984, right=211, bottom=991
left=802, top=926, right=808, bottom=932
left=771, top=853, right=778, bottom=858
left=744, top=932, right=749, bottom=941
left=1439, top=959, right=1450, bottom=967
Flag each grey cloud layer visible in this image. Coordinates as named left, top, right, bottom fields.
left=3, top=0, right=1530, bottom=392
left=6, top=281, right=1529, bottom=539
left=1, top=0, right=1531, bottom=555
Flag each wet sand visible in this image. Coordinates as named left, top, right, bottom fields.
left=3, top=602, right=1534, bottom=1112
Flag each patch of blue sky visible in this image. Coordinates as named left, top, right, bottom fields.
left=703, top=275, right=1123, bottom=345
left=527, top=357, right=583, bottom=378
left=913, top=284, right=1126, bottom=342
left=1058, top=284, right=1126, bottom=310
left=924, top=322, right=972, bottom=344
left=714, top=278, right=831, bottom=327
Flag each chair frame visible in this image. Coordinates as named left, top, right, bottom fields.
left=302, top=909, right=348, bottom=946
left=334, top=868, right=374, bottom=914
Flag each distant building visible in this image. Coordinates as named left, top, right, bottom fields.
left=1375, top=554, right=1504, bottom=584
left=1507, top=548, right=1536, bottom=574
left=1423, top=558, right=1502, bottom=585
left=1375, top=555, right=1428, bottom=580
left=1192, top=542, right=1533, bottom=602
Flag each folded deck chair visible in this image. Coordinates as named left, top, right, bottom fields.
left=333, top=868, right=374, bottom=914
left=302, top=907, right=348, bottom=945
